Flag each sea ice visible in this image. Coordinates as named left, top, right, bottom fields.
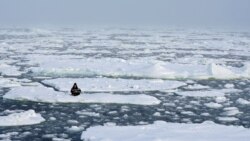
left=217, top=117, right=239, bottom=122
left=185, top=84, right=210, bottom=90
left=0, top=77, right=21, bottom=88
left=4, top=86, right=160, bottom=105
left=204, top=102, right=223, bottom=109
left=236, top=98, right=250, bottom=105
left=76, top=111, right=100, bottom=117
left=66, top=126, right=84, bottom=133
left=26, top=55, right=249, bottom=79
left=215, top=96, right=227, bottom=103
left=0, top=63, right=22, bottom=76
left=176, top=88, right=240, bottom=97
left=42, top=78, right=185, bottom=92
left=81, top=121, right=250, bottom=141
left=0, top=110, right=45, bottom=126
left=221, top=107, right=241, bottom=116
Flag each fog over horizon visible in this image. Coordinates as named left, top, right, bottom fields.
left=0, top=0, right=250, bottom=28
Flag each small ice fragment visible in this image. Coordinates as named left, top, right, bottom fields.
left=224, top=84, right=234, bottom=88
left=236, top=98, right=250, bottom=105
left=0, top=110, right=45, bottom=126
left=215, top=96, right=227, bottom=103
left=205, top=102, right=223, bottom=109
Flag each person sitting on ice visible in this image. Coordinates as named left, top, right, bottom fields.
left=71, top=83, right=81, bottom=96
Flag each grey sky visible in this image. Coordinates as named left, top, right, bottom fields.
left=0, top=0, right=249, bottom=26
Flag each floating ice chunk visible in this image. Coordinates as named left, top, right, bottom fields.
left=176, top=88, right=240, bottom=97
left=67, top=120, right=79, bottom=125
left=153, top=112, right=161, bottom=116
left=205, top=102, right=223, bottom=109
left=49, top=117, right=57, bottom=121
left=217, top=117, right=239, bottom=122
left=185, top=84, right=210, bottom=90
left=66, top=126, right=84, bottom=133
left=0, top=77, right=21, bottom=88
left=236, top=98, right=250, bottom=105
left=181, top=111, right=195, bottom=116
left=76, top=111, right=100, bottom=117
left=224, top=83, right=235, bottom=88
left=1, top=109, right=25, bottom=115
left=4, top=86, right=160, bottom=105
left=81, top=121, right=250, bottom=141
left=0, top=110, right=45, bottom=126
left=0, top=63, right=22, bottom=76
left=208, top=63, right=236, bottom=79
left=27, top=55, right=247, bottom=79
left=222, top=107, right=241, bottom=116
left=0, top=132, right=19, bottom=140
left=176, top=90, right=224, bottom=97
left=201, top=113, right=210, bottom=116
left=42, top=78, right=185, bottom=92
left=52, top=138, right=71, bottom=141
left=215, top=96, right=227, bottom=103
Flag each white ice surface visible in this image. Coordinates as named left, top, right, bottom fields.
left=217, top=117, right=239, bottom=122
left=236, top=98, right=250, bottom=105
left=176, top=88, right=241, bottom=97
left=81, top=121, right=250, bottom=141
left=27, top=55, right=249, bottom=79
left=3, top=86, right=160, bottom=105
left=0, top=77, right=21, bottom=88
left=205, top=102, right=223, bottom=109
left=42, top=78, right=185, bottom=92
left=222, top=107, right=241, bottom=116
left=0, top=63, right=22, bottom=76
left=0, top=110, right=45, bottom=126
left=185, top=84, right=210, bottom=90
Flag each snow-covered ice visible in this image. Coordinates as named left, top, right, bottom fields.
left=236, top=98, right=250, bottom=105
left=0, top=110, right=45, bottom=126
left=42, top=78, right=185, bottom=92
left=215, top=96, right=227, bottom=103
left=0, top=77, right=21, bottom=88
left=81, top=121, right=250, bottom=141
left=26, top=55, right=250, bottom=79
left=0, top=63, right=22, bottom=76
left=185, top=84, right=210, bottom=90
left=176, top=88, right=240, bottom=97
left=217, top=117, right=239, bottom=122
left=1, top=27, right=250, bottom=140
left=222, top=107, right=242, bottom=116
left=205, top=102, right=223, bottom=109
left=4, top=86, right=160, bottom=105
left=76, top=111, right=100, bottom=117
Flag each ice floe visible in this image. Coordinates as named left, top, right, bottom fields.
left=0, top=110, right=45, bottom=126
left=26, top=55, right=250, bottom=79
left=176, top=88, right=241, bottom=97
left=236, top=98, right=250, bottom=105
left=42, top=78, right=185, bottom=92
left=81, top=121, right=250, bottom=141
left=0, top=63, right=22, bottom=76
left=217, top=117, right=239, bottom=122
left=4, top=86, right=160, bottom=105
left=221, top=107, right=241, bottom=116
left=185, top=84, right=210, bottom=90
left=0, top=132, right=19, bottom=141
left=0, top=77, right=21, bottom=88
left=205, top=102, right=223, bottom=109
left=215, top=96, right=227, bottom=103
left=76, top=111, right=100, bottom=117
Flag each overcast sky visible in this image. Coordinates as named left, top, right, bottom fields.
left=0, top=0, right=249, bottom=27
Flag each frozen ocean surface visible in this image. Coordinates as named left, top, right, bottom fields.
left=1, top=27, right=250, bottom=140
left=81, top=121, right=250, bottom=141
